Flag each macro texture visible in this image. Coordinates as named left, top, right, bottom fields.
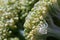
left=0, top=0, right=60, bottom=40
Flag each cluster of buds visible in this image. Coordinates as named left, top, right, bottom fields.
left=0, top=0, right=58, bottom=40
left=0, top=0, right=40, bottom=40
left=24, top=0, right=54, bottom=40
left=0, top=0, right=21, bottom=40
left=20, top=0, right=39, bottom=19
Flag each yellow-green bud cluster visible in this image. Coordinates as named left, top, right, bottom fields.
left=0, top=0, right=39, bottom=40
left=0, top=0, right=21, bottom=40
left=20, top=0, right=39, bottom=19
left=0, top=0, right=57, bottom=40
left=24, top=0, right=53, bottom=40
